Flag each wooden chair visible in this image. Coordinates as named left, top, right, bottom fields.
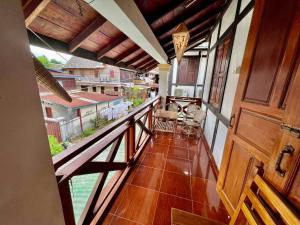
left=172, top=174, right=300, bottom=225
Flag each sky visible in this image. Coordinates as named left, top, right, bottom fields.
left=30, top=45, right=72, bottom=63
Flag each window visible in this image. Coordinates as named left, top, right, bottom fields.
left=45, top=107, right=53, bottom=118
left=114, top=87, right=118, bottom=92
left=92, top=86, right=97, bottom=92
left=94, top=70, right=98, bottom=78
left=209, top=34, right=232, bottom=108
left=176, top=57, right=200, bottom=85
left=81, top=85, right=88, bottom=91
left=101, top=86, right=105, bottom=94
left=69, top=70, right=74, bottom=75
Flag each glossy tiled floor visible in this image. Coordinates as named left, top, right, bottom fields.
left=103, top=132, right=229, bottom=225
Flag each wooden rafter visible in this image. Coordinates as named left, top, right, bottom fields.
left=147, top=64, right=158, bottom=71
left=126, top=52, right=148, bottom=65
left=145, top=61, right=158, bottom=71
left=23, top=0, right=51, bottom=27
left=97, top=33, right=128, bottom=59
left=69, top=16, right=107, bottom=52
left=140, top=59, right=156, bottom=70
left=114, top=45, right=140, bottom=64
left=135, top=57, right=153, bottom=68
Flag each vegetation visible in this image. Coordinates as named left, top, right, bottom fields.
left=133, top=98, right=144, bottom=107
left=91, top=116, right=113, bottom=129
left=48, top=135, right=63, bottom=156
left=81, top=128, right=96, bottom=137
left=36, top=55, right=62, bottom=68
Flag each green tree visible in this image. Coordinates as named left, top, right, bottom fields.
left=50, top=58, right=62, bottom=64
left=36, top=55, right=51, bottom=68
left=48, top=135, right=63, bottom=156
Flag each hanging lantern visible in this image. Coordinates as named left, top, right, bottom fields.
left=32, top=55, right=72, bottom=102
left=172, top=23, right=190, bottom=63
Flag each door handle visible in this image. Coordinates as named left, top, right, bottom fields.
left=275, top=145, right=294, bottom=177
left=229, top=114, right=235, bottom=128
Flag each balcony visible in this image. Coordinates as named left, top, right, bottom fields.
left=53, top=96, right=228, bottom=225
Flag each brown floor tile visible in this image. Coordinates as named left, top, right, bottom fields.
left=103, top=213, right=113, bottom=225
left=115, top=185, right=159, bottom=225
left=191, top=177, right=223, bottom=209
left=170, top=139, right=189, bottom=148
left=153, top=193, right=192, bottom=225
left=141, top=152, right=166, bottom=170
left=190, top=156, right=216, bottom=181
left=168, top=146, right=189, bottom=160
left=193, top=201, right=230, bottom=224
left=165, top=157, right=191, bottom=175
left=131, top=166, right=163, bottom=190
left=110, top=215, right=142, bottom=225
left=146, top=143, right=169, bottom=155
left=160, top=171, right=191, bottom=199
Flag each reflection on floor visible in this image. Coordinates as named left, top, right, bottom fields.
left=103, top=132, right=230, bottom=225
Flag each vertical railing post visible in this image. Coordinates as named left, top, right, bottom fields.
left=126, top=118, right=135, bottom=162
left=148, top=103, right=153, bottom=131
left=58, top=178, right=76, bottom=225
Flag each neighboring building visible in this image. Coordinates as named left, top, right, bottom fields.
left=40, top=91, right=126, bottom=141
left=62, top=56, right=135, bottom=96
left=38, top=68, right=80, bottom=93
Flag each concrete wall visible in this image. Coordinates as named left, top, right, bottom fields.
left=0, top=1, right=65, bottom=224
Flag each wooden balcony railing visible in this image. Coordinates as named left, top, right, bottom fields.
left=53, top=96, right=160, bottom=225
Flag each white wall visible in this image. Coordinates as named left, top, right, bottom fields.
left=221, top=9, right=253, bottom=119
left=220, top=0, right=238, bottom=36
left=240, top=0, right=252, bottom=13
left=203, top=109, right=217, bottom=147
left=212, top=122, right=228, bottom=168
left=0, top=1, right=65, bottom=224
left=202, top=48, right=216, bottom=102
left=197, top=56, right=207, bottom=85
left=210, top=23, right=219, bottom=47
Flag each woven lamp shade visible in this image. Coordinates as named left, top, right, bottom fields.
left=172, top=23, right=190, bottom=63
left=32, top=55, right=72, bottom=102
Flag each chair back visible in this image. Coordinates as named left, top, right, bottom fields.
left=193, top=110, right=206, bottom=123
left=230, top=174, right=300, bottom=225
left=186, top=104, right=201, bottom=116
left=166, top=102, right=180, bottom=112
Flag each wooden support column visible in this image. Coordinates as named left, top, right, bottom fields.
left=0, top=1, right=65, bottom=224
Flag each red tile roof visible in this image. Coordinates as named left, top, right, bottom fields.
left=40, top=92, right=122, bottom=108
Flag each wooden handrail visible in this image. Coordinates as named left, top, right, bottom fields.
left=53, top=96, right=160, bottom=170
left=54, top=96, right=160, bottom=225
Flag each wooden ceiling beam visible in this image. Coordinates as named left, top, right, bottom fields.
left=159, top=11, right=219, bottom=45
left=146, top=64, right=157, bottom=72
left=114, top=45, right=140, bottom=64
left=126, top=52, right=148, bottom=65
left=153, top=0, right=224, bottom=37
left=89, top=0, right=168, bottom=64
left=69, top=16, right=107, bottom=53
left=97, top=34, right=127, bottom=59
left=23, top=0, right=51, bottom=27
left=140, top=59, right=156, bottom=70
left=135, top=57, right=153, bottom=68
left=144, top=61, right=157, bottom=70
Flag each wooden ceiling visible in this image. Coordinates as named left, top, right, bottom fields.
left=23, top=0, right=227, bottom=72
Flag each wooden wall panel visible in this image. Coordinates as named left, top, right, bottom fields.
left=223, top=143, right=253, bottom=208
left=243, top=0, right=295, bottom=104
left=236, top=109, right=282, bottom=157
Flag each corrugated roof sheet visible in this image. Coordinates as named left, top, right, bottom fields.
left=63, top=56, right=104, bottom=69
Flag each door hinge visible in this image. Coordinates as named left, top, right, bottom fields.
left=281, top=123, right=300, bottom=138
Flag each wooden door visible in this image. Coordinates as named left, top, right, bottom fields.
left=209, top=34, right=232, bottom=108
left=217, top=0, right=300, bottom=215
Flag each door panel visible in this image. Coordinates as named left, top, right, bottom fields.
left=236, top=109, right=281, bottom=157
left=217, top=0, right=300, bottom=215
